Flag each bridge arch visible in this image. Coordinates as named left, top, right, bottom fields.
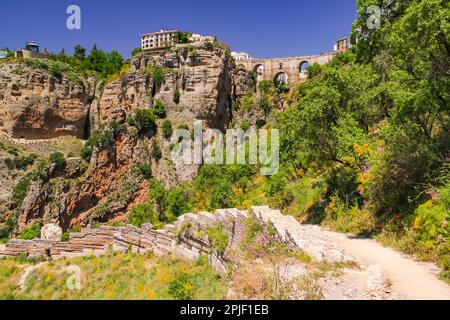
left=254, top=64, right=264, bottom=76
left=274, top=71, right=289, bottom=85
left=299, top=61, right=310, bottom=74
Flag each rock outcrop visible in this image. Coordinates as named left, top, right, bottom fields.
left=17, top=132, right=150, bottom=231
left=92, top=42, right=234, bottom=132
left=0, top=63, right=94, bottom=139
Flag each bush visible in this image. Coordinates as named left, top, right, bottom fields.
left=49, top=152, right=66, bottom=168
left=130, top=109, right=157, bottom=134
left=162, top=120, right=173, bottom=139
left=207, top=227, right=229, bottom=255
left=204, top=42, right=214, bottom=51
left=168, top=272, right=193, bottom=300
left=166, top=189, right=190, bottom=218
left=12, top=173, right=34, bottom=207
left=173, top=89, right=181, bottom=105
left=5, top=154, right=37, bottom=170
left=127, top=204, right=158, bottom=228
left=81, top=130, right=114, bottom=161
left=241, top=122, right=250, bottom=131
left=18, top=223, right=41, bottom=240
left=61, top=226, right=81, bottom=242
left=152, top=141, right=162, bottom=161
left=132, top=163, right=152, bottom=179
left=146, top=66, right=167, bottom=87
left=153, top=99, right=166, bottom=119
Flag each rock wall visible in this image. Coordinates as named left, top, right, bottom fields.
left=0, top=207, right=356, bottom=274
left=0, top=63, right=94, bottom=139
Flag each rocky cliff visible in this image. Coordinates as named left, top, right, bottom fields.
left=0, top=41, right=246, bottom=232
left=92, top=42, right=234, bottom=131
left=0, top=63, right=94, bottom=139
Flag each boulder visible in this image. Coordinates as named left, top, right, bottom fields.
left=41, top=224, right=63, bottom=242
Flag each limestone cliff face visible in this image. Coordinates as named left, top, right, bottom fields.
left=93, top=42, right=233, bottom=131
left=5, top=42, right=238, bottom=232
left=0, top=63, right=95, bottom=139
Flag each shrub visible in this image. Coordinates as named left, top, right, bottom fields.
left=147, top=179, right=167, bottom=218
left=153, top=99, right=167, bottom=119
left=127, top=204, right=158, bottom=228
left=130, top=109, right=157, bottom=134
left=132, top=163, right=152, bottom=179
left=146, top=66, right=167, bottom=87
left=207, top=227, right=229, bottom=255
left=173, top=89, right=181, bottom=105
left=241, top=122, right=250, bottom=131
left=49, top=152, right=66, bottom=168
left=168, top=272, right=193, bottom=300
left=166, top=189, right=190, bottom=218
left=5, top=154, right=37, bottom=170
left=18, top=223, right=41, bottom=240
left=81, top=130, right=114, bottom=161
left=12, top=173, right=34, bottom=207
left=162, top=120, right=173, bottom=139
left=204, top=42, right=214, bottom=51
left=258, top=80, right=274, bottom=94
left=151, top=141, right=162, bottom=161
left=61, top=226, right=81, bottom=242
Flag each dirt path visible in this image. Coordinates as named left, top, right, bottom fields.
left=321, top=230, right=450, bottom=300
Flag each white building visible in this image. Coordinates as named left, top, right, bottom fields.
left=231, top=51, right=253, bottom=62
left=141, top=29, right=179, bottom=51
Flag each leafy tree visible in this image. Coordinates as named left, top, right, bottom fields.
left=175, top=32, right=192, bottom=44
left=148, top=179, right=167, bottom=220
left=127, top=204, right=157, bottom=227
left=74, top=45, right=86, bottom=60
left=166, top=189, right=190, bottom=218
left=131, top=47, right=142, bottom=57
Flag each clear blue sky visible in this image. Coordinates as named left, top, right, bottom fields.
left=0, top=0, right=357, bottom=59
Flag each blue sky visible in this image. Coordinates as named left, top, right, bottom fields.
left=0, top=0, right=357, bottom=58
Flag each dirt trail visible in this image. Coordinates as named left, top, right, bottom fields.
left=321, top=230, right=450, bottom=300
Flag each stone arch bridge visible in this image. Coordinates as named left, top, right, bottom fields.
left=237, top=51, right=337, bottom=83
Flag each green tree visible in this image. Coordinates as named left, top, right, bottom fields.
left=74, top=45, right=86, bottom=60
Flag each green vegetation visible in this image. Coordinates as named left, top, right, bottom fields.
left=162, top=120, right=173, bottom=139
left=146, top=65, right=169, bottom=88
left=207, top=226, right=229, bottom=255
left=48, top=152, right=66, bottom=168
left=127, top=204, right=159, bottom=228
left=153, top=99, right=167, bottom=119
left=0, top=252, right=227, bottom=300
left=173, top=89, right=181, bottom=105
left=18, top=223, right=41, bottom=240
left=4, top=154, right=37, bottom=170
left=175, top=32, right=192, bottom=44
left=151, top=141, right=162, bottom=161
left=128, top=109, right=157, bottom=135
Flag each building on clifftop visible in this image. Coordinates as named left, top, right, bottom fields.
left=14, top=41, right=46, bottom=59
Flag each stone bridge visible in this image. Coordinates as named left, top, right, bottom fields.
left=237, top=51, right=337, bottom=83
